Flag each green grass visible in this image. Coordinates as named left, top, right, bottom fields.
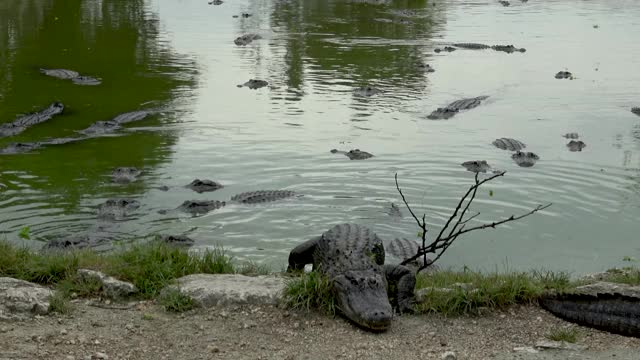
left=0, top=239, right=271, bottom=301
left=601, top=267, right=640, bottom=285
left=545, top=327, right=580, bottom=343
left=282, top=271, right=337, bottom=315
left=415, top=268, right=575, bottom=316
left=158, top=288, right=194, bottom=312
left=48, top=292, right=72, bottom=314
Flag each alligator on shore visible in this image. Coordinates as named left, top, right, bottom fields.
left=40, top=68, right=102, bottom=86
left=0, top=102, right=64, bottom=138
left=427, top=96, right=489, bottom=120
left=331, top=149, right=374, bottom=160
left=540, top=283, right=640, bottom=338
left=288, top=223, right=418, bottom=331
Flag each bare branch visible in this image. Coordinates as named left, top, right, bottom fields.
left=460, top=212, right=480, bottom=225
left=394, top=173, right=423, bottom=231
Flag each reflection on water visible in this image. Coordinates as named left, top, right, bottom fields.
left=1, top=0, right=640, bottom=274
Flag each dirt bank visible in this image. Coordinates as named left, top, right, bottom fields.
left=1, top=301, right=639, bottom=360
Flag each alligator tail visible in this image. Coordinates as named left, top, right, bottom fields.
left=539, top=292, right=640, bottom=338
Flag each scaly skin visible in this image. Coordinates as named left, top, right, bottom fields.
left=288, top=223, right=416, bottom=332
left=0, top=102, right=64, bottom=138
left=427, top=96, right=489, bottom=120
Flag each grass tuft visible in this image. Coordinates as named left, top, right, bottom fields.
left=158, top=288, right=194, bottom=312
left=282, top=271, right=336, bottom=315
left=545, top=327, right=580, bottom=343
left=415, top=268, right=575, bottom=316
left=48, top=291, right=72, bottom=314
left=602, top=267, right=640, bottom=285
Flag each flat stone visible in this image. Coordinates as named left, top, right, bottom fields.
left=165, top=274, right=286, bottom=307
left=0, top=277, right=54, bottom=320
left=77, top=269, right=138, bottom=299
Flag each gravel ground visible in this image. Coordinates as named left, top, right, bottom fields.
left=0, top=301, right=638, bottom=360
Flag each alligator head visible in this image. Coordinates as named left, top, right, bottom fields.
left=332, top=270, right=393, bottom=331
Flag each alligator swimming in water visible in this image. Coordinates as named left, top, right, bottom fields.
left=631, top=107, right=640, bottom=116
left=170, top=190, right=299, bottom=215
left=97, top=198, right=141, bottom=220
left=40, top=68, right=102, bottom=86
left=111, top=167, right=142, bottom=183
left=331, top=149, right=374, bottom=160
left=427, top=96, right=489, bottom=120
left=0, top=102, right=64, bottom=138
left=453, top=43, right=526, bottom=53
left=461, top=160, right=493, bottom=173
left=234, top=33, right=261, bottom=46
left=434, top=46, right=456, bottom=53
left=237, top=79, right=268, bottom=89
left=186, top=179, right=224, bottom=193
left=492, top=138, right=526, bottom=151
left=562, top=132, right=579, bottom=139
left=566, top=140, right=586, bottom=152
left=511, top=151, right=540, bottom=167
left=555, top=71, right=573, bottom=79
left=287, top=223, right=417, bottom=331
left=354, top=86, right=382, bottom=97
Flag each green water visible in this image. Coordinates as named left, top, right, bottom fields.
left=1, top=0, right=639, bottom=274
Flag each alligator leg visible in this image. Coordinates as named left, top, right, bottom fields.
left=384, top=264, right=416, bottom=314
left=287, top=236, right=320, bottom=272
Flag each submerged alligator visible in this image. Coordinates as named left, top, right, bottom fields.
left=0, top=102, right=64, bottom=138
left=492, top=138, right=526, bottom=151
left=461, top=160, right=493, bottom=173
left=427, top=96, right=489, bottom=120
left=631, top=107, right=640, bottom=116
left=288, top=223, right=418, bottom=331
left=566, top=140, right=587, bottom=152
left=511, top=151, right=540, bottom=167
left=540, top=283, right=640, bottom=338
left=330, top=149, right=374, bottom=160
left=111, top=167, right=142, bottom=183
left=354, top=86, right=382, bottom=97
left=555, top=71, right=573, bottom=79
left=97, top=198, right=141, bottom=220
left=40, top=68, right=102, bottom=86
left=452, top=43, right=526, bottom=53
left=186, top=179, right=223, bottom=193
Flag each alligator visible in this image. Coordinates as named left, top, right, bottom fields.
left=208, top=0, right=223, bottom=4
left=566, top=140, right=586, bottom=152
left=159, top=234, right=195, bottom=247
left=511, top=151, right=539, bottom=167
left=237, top=79, right=268, bottom=89
left=539, top=283, right=640, bottom=338
left=434, top=46, right=456, bottom=53
left=111, top=167, right=142, bottom=183
left=234, top=34, right=261, bottom=46
left=555, top=71, right=573, bottom=79
left=631, top=107, right=640, bottom=116
left=287, top=223, right=417, bottom=331
left=354, top=86, right=382, bottom=97
left=172, top=190, right=298, bottom=215
left=461, top=160, right=492, bottom=173
left=232, top=13, right=252, bottom=18
left=0, top=102, right=64, bottom=138
left=427, top=96, right=489, bottom=120
left=186, top=179, right=224, bottom=193
left=492, top=138, right=526, bottom=151
left=0, top=137, right=82, bottom=155
left=440, top=43, right=526, bottom=53
left=418, top=63, right=435, bottom=73
left=562, top=132, right=579, bottom=139
left=78, top=120, right=122, bottom=135
left=330, top=149, right=374, bottom=160
left=499, top=1, right=510, bottom=6
left=97, top=198, right=141, bottom=220
left=40, top=68, right=101, bottom=86
left=178, top=200, right=227, bottom=215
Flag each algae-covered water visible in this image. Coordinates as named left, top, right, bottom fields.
left=1, top=0, right=639, bottom=274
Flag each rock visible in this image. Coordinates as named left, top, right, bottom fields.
left=0, top=277, right=54, bottom=320
left=91, top=352, right=109, bottom=360
left=76, top=269, right=138, bottom=299
left=534, top=340, right=587, bottom=351
left=441, top=351, right=457, bottom=360
left=162, top=274, right=286, bottom=307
